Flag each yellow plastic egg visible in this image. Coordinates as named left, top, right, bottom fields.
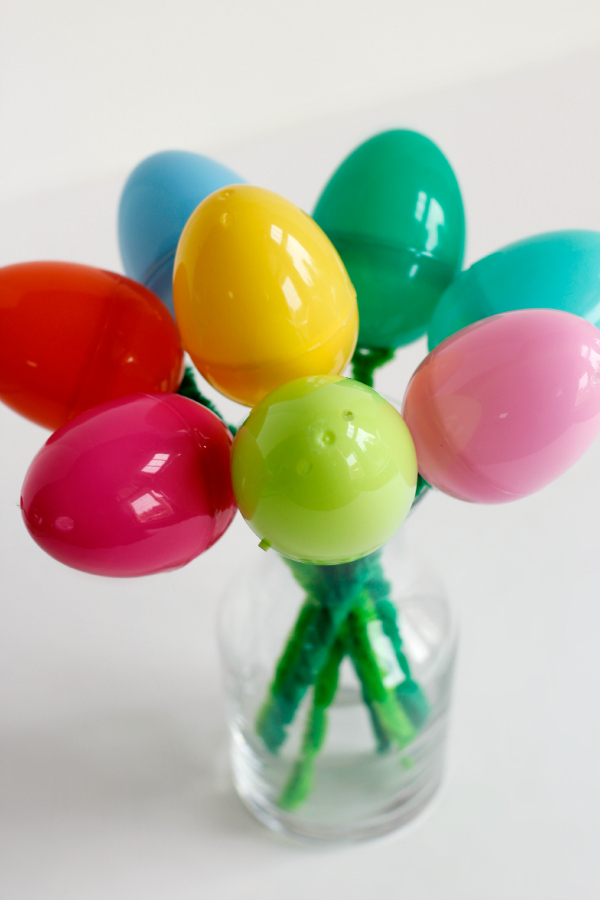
left=173, top=185, right=358, bottom=406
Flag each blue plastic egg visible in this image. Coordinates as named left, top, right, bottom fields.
left=428, top=230, right=600, bottom=348
left=118, top=151, right=245, bottom=316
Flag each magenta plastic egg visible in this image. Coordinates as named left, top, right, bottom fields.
left=21, top=393, right=237, bottom=576
left=402, top=309, right=600, bottom=502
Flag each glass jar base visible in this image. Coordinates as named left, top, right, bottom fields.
left=220, top=536, right=457, bottom=845
left=230, top=717, right=449, bottom=844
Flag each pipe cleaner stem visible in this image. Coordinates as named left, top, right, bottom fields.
left=257, top=547, right=431, bottom=756
left=177, top=366, right=237, bottom=436
left=356, top=666, right=392, bottom=753
left=362, top=553, right=430, bottom=728
left=278, top=635, right=346, bottom=810
left=256, top=555, right=377, bottom=753
left=344, top=593, right=416, bottom=749
left=414, top=473, right=430, bottom=501
left=255, top=592, right=361, bottom=753
left=351, top=345, right=395, bottom=387
left=373, top=595, right=430, bottom=728
left=278, top=586, right=423, bottom=812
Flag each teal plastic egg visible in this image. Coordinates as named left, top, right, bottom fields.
left=313, top=130, right=465, bottom=349
left=428, top=230, right=600, bottom=349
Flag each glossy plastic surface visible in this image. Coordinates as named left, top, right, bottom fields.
left=21, top=393, right=236, bottom=577
left=0, top=261, right=183, bottom=431
left=402, top=309, right=600, bottom=503
left=428, top=230, right=600, bottom=349
left=118, top=150, right=245, bottom=315
left=173, top=185, right=358, bottom=407
left=231, top=375, right=417, bottom=564
left=313, top=130, right=465, bottom=349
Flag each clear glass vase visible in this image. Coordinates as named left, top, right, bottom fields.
left=218, top=532, right=457, bottom=843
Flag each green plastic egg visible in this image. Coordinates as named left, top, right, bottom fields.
left=313, top=130, right=466, bottom=349
left=230, top=375, right=417, bottom=565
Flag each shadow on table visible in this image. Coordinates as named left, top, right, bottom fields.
left=0, top=701, right=278, bottom=843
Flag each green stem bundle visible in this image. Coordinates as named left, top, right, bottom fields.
left=257, top=550, right=431, bottom=808
left=178, top=361, right=432, bottom=810
left=255, top=555, right=377, bottom=753
left=351, top=345, right=395, bottom=387
left=178, top=367, right=237, bottom=436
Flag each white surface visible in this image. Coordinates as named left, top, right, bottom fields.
left=2, top=0, right=600, bottom=202
left=2, top=54, right=600, bottom=899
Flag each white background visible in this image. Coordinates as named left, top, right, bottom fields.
left=1, top=0, right=600, bottom=201
left=2, top=5, right=600, bottom=899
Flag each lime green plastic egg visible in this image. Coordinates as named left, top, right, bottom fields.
left=231, top=375, right=417, bottom=564
left=313, top=130, right=466, bottom=349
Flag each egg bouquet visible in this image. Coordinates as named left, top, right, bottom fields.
left=4, top=131, right=600, bottom=837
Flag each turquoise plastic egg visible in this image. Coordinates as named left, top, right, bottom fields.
left=313, top=130, right=465, bottom=349
left=428, top=230, right=600, bottom=349
left=118, top=150, right=245, bottom=316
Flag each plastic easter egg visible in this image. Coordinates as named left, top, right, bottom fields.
left=21, top=393, right=236, bottom=577
left=174, top=185, right=358, bottom=407
left=231, top=375, right=417, bottom=564
left=402, top=309, right=600, bottom=503
left=428, top=230, right=600, bottom=349
left=118, top=150, right=245, bottom=316
left=0, top=261, right=183, bottom=431
left=313, top=130, right=465, bottom=349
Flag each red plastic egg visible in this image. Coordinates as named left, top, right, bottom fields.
left=21, top=393, right=236, bottom=577
left=0, top=261, right=184, bottom=430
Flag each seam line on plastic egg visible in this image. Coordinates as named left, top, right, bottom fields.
left=323, top=230, right=441, bottom=261
left=196, top=307, right=358, bottom=371
left=67, top=278, right=121, bottom=420
left=143, top=249, right=176, bottom=289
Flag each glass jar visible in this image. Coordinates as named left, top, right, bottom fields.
left=218, top=531, right=457, bottom=843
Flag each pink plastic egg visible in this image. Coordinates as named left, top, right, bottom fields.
left=402, top=309, right=600, bottom=502
left=21, top=393, right=236, bottom=576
